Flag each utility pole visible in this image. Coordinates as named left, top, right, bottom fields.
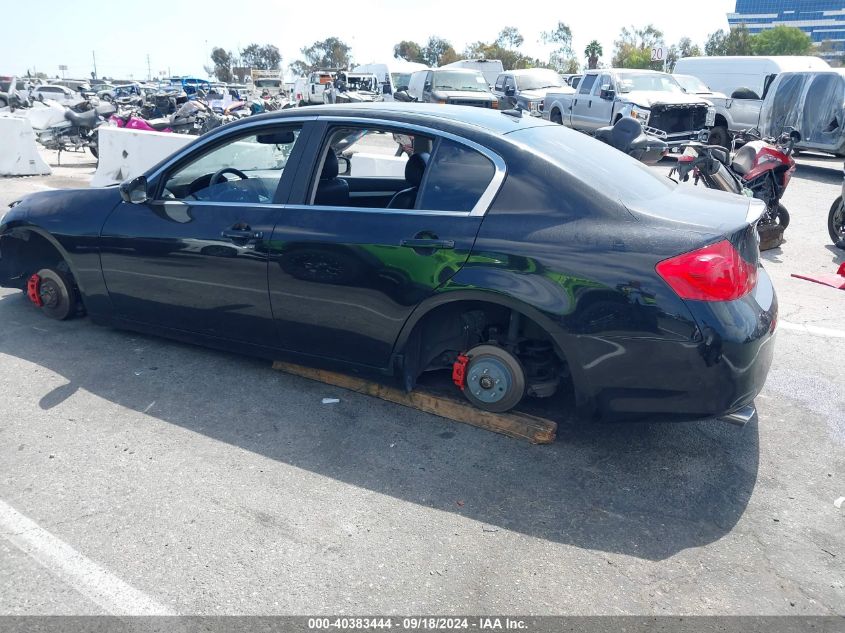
left=146, top=54, right=152, bottom=81
left=92, top=50, right=97, bottom=80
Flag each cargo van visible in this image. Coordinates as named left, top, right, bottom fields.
left=673, top=56, right=830, bottom=100
left=674, top=56, right=831, bottom=146
left=439, top=59, right=504, bottom=88
left=352, top=61, right=428, bottom=101
left=760, top=69, right=845, bottom=156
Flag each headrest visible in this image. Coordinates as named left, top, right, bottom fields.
left=321, top=151, right=339, bottom=180
left=405, top=152, right=430, bottom=187
left=611, top=117, right=643, bottom=151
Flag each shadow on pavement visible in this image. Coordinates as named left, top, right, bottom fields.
left=0, top=291, right=759, bottom=562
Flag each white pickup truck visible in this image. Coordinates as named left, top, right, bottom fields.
left=543, top=69, right=715, bottom=147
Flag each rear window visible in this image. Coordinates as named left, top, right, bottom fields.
left=508, top=125, right=674, bottom=204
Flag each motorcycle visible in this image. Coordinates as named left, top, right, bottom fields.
left=109, top=111, right=173, bottom=133
left=28, top=100, right=115, bottom=159
left=827, top=163, right=845, bottom=250
left=670, top=128, right=800, bottom=230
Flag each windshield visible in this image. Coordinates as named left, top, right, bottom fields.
left=254, top=79, right=281, bottom=88
left=345, top=75, right=377, bottom=91
left=617, top=73, right=684, bottom=94
left=390, top=72, right=412, bottom=91
left=433, top=71, right=488, bottom=92
left=518, top=71, right=565, bottom=90
left=674, top=75, right=711, bottom=94
left=510, top=124, right=674, bottom=205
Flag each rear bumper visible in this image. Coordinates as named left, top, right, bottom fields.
left=576, top=268, right=777, bottom=421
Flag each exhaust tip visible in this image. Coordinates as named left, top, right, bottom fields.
left=718, top=403, right=758, bottom=427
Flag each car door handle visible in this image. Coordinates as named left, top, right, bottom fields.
left=400, top=238, right=455, bottom=250
left=221, top=229, right=263, bottom=240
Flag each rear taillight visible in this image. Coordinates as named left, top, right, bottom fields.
left=656, top=239, right=757, bottom=302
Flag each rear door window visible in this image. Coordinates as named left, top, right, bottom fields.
left=418, top=139, right=495, bottom=213
left=579, top=74, right=598, bottom=95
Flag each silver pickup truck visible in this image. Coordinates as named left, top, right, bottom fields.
left=673, top=74, right=762, bottom=147
left=543, top=69, right=715, bottom=147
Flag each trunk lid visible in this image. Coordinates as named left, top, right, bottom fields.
left=625, top=185, right=764, bottom=267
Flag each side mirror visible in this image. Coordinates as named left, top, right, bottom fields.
left=337, top=155, right=351, bottom=176
left=600, top=85, right=615, bottom=100
left=119, top=175, right=148, bottom=204
left=504, top=86, right=515, bottom=97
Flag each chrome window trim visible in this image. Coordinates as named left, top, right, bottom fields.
left=147, top=115, right=319, bottom=183
left=153, top=199, right=470, bottom=218
left=146, top=113, right=507, bottom=218
left=313, top=115, right=507, bottom=217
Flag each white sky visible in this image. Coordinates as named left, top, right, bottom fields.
left=1, top=0, right=736, bottom=80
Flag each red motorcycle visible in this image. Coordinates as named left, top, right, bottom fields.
left=671, top=128, right=801, bottom=230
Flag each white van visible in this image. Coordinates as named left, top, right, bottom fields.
left=673, top=56, right=830, bottom=100
left=439, top=59, right=504, bottom=88
left=673, top=56, right=831, bottom=146
left=352, top=61, right=428, bottom=101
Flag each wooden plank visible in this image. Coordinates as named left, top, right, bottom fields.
left=271, top=360, right=557, bottom=444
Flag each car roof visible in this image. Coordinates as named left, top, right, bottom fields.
left=250, top=102, right=555, bottom=135
left=506, top=68, right=560, bottom=76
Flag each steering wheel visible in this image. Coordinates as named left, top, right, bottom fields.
left=210, top=167, right=249, bottom=186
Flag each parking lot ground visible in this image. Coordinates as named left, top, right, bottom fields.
left=0, top=148, right=842, bottom=615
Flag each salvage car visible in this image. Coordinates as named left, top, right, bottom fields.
left=0, top=104, right=775, bottom=424
left=544, top=69, right=715, bottom=147
left=492, top=68, right=573, bottom=114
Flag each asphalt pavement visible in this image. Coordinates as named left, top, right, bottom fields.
left=0, top=147, right=842, bottom=616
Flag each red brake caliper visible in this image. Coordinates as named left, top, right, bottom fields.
left=26, top=274, right=43, bottom=307
left=452, top=354, right=469, bottom=390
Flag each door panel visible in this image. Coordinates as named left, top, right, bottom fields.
left=99, top=122, right=312, bottom=346
left=99, top=201, right=280, bottom=345
left=266, top=208, right=483, bottom=368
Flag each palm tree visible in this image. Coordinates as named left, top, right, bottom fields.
left=585, top=40, right=603, bottom=69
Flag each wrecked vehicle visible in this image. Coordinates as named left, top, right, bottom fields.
left=544, top=69, right=715, bottom=147
left=760, top=69, right=845, bottom=157
left=334, top=73, right=383, bottom=104
left=674, top=57, right=831, bottom=148
left=1, top=103, right=775, bottom=423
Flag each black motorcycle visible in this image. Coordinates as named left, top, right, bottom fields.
left=35, top=101, right=116, bottom=159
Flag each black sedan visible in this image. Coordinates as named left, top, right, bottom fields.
left=0, top=104, right=776, bottom=422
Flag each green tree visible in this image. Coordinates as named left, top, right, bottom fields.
left=705, top=29, right=728, bottom=56
left=584, top=40, right=603, bottom=70
left=612, top=25, right=664, bottom=69
left=541, top=21, right=577, bottom=71
left=393, top=40, right=425, bottom=64
left=752, top=25, right=813, bottom=55
left=423, top=36, right=460, bottom=66
left=705, top=25, right=754, bottom=56
left=496, top=26, right=524, bottom=49
left=665, top=37, right=702, bottom=71
left=294, top=37, right=353, bottom=72
left=207, top=47, right=234, bottom=83
left=239, top=44, right=281, bottom=70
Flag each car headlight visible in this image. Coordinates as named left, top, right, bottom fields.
left=706, top=106, right=716, bottom=127
left=629, top=105, right=650, bottom=124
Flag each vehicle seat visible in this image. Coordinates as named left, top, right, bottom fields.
left=314, top=151, right=349, bottom=206
left=731, top=142, right=759, bottom=175
left=607, top=117, right=644, bottom=153
left=387, top=152, right=430, bottom=209
left=64, top=108, right=99, bottom=129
